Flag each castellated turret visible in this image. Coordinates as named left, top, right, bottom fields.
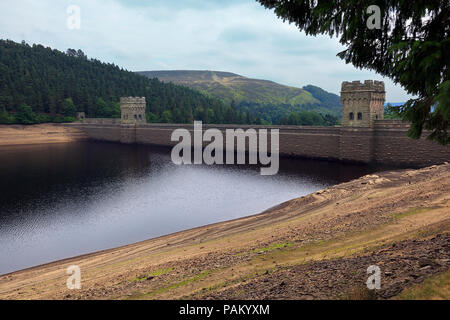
left=120, top=97, right=147, bottom=125
left=341, top=80, right=386, bottom=127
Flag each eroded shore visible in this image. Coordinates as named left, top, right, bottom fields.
left=0, top=124, right=87, bottom=146
left=0, top=163, right=449, bottom=300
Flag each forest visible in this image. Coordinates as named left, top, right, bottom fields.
left=236, top=101, right=339, bottom=125
left=0, top=40, right=337, bottom=126
left=0, top=40, right=252, bottom=125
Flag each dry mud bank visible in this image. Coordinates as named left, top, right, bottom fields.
left=0, top=163, right=449, bottom=300
left=0, top=124, right=87, bottom=146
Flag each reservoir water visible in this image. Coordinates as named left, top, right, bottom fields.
left=0, top=141, right=384, bottom=275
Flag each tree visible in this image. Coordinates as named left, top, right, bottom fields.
left=147, top=112, right=159, bottom=123
left=257, top=0, right=449, bottom=144
left=323, top=114, right=338, bottom=126
left=385, top=103, right=402, bottom=119
left=0, top=40, right=249, bottom=125
left=0, top=109, right=15, bottom=124
left=62, top=98, right=77, bottom=117
left=161, top=110, right=173, bottom=123
left=94, top=98, right=109, bottom=117
left=15, top=104, right=37, bottom=124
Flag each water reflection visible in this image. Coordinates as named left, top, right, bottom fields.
left=0, top=142, right=383, bottom=275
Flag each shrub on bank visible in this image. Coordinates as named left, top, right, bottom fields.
left=0, top=109, right=15, bottom=124
left=0, top=108, right=76, bottom=125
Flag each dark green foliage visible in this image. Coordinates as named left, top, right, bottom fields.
left=279, top=111, right=338, bottom=126
left=236, top=101, right=339, bottom=125
left=0, top=109, right=15, bottom=124
left=0, top=40, right=247, bottom=125
left=93, top=98, right=121, bottom=118
left=302, top=85, right=341, bottom=113
left=62, top=98, right=77, bottom=117
left=257, top=0, right=449, bottom=144
left=15, top=104, right=37, bottom=124
left=0, top=105, right=75, bottom=125
left=385, top=103, right=402, bottom=119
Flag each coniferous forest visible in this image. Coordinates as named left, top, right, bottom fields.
left=0, top=40, right=253, bottom=125
left=0, top=40, right=337, bottom=126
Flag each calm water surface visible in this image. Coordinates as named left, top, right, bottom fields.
left=0, top=142, right=385, bottom=274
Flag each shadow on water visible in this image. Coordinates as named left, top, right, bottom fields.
left=0, top=141, right=391, bottom=275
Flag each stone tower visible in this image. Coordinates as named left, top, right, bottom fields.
left=120, top=97, right=147, bottom=125
left=341, top=80, right=386, bottom=127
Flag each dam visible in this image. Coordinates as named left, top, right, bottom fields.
left=69, top=81, right=449, bottom=167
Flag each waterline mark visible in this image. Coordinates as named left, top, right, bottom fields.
left=171, top=121, right=280, bottom=176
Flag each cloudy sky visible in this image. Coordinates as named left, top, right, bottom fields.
left=0, top=0, right=410, bottom=101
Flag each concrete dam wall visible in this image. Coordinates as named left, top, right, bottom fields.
left=68, top=122, right=449, bottom=167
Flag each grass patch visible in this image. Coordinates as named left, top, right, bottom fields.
left=134, top=267, right=174, bottom=282
left=392, top=207, right=432, bottom=221
left=394, top=271, right=450, bottom=300
left=141, top=270, right=211, bottom=298
left=234, top=242, right=293, bottom=257
left=253, top=242, right=293, bottom=254
left=151, top=267, right=174, bottom=277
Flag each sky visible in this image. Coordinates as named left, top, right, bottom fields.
left=0, top=0, right=410, bottom=102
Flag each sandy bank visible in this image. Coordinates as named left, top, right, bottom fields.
left=0, top=124, right=88, bottom=146
left=0, top=163, right=449, bottom=300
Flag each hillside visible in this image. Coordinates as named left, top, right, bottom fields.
left=0, top=40, right=248, bottom=125
left=138, top=70, right=320, bottom=106
left=302, top=85, right=341, bottom=112
left=138, top=70, right=342, bottom=124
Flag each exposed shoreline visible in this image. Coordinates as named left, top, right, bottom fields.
left=0, top=124, right=87, bottom=146
left=0, top=163, right=448, bottom=300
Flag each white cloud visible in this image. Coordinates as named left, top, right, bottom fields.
left=0, top=0, right=410, bottom=101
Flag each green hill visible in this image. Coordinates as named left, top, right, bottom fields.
left=138, top=70, right=323, bottom=105
left=0, top=40, right=248, bottom=125
left=138, top=70, right=341, bottom=124
left=302, top=85, right=341, bottom=111
left=0, top=41, right=341, bottom=126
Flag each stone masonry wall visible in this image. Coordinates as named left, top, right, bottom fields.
left=75, top=124, right=121, bottom=143
left=373, top=126, right=449, bottom=166
left=69, top=122, right=449, bottom=167
left=136, top=124, right=342, bottom=160
left=81, top=118, right=121, bottom=125
left=339, top=127, right=375, bottom=163
left=341, top=80, right=386, bottom=127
